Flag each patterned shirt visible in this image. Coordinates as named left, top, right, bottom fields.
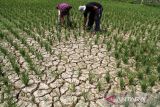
left=56, top=3, right=72, bottom=11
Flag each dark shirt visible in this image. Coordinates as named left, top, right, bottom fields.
left=84, top=2, right=102, bottom=17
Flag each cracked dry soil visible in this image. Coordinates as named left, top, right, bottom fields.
left=1, top=35, right=160, bottom=107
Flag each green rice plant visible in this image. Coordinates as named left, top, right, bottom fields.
left=105, top=72, right=110, bottom=83
left=114, top=50, right=120, bottom=60
left=69, top=83, right=76, bottom=92
left=0, top=31, right=4, bottom=39
left=131, top=86, right=136, bottom=97
left=148, top=74, right=157, bottom=87
left=64, top=28, right=68, bottom=41
left=56, top=27, right=61, bottom=42
left=129, top=46, right=135, bottom=57
left=157, top=64, right=160, bottom=74
left=0, top=45, right=21, bottom=75
left=102, top=34, right=107, bottom=44
left=21, top=72, right=29, bottom=86
left=13, top=63, right=20, bottom=75
left=120, top=78, right=125, bottom=90
left=58, top=54, right=62, bottom=61
left=128, top=72, right=135, bottom=85
left=31, top=65, right=41, bottom=76
left=145, top=66, right=151, bottom=75
left=3, top=79, right=17, bottom=106
left=23, top=53, right=41, bottom=75
left=0, top=64, right=3, bottom=76
left=24, top=54, right=32, bottom=65
left=49, top=38, right=53, bottom=46
left=97, top=80, right=103, bottom=92
left=116, top=60, right=121, bottom=68
left=13, top=42, right=19, bottom=50
left=157, top=55, right=160, bottom=63
left=19, top=48, right=26, bottom=57
left=77, top=69, right=82, bottom=78
left=89, top=42, right=92, bottom=55
left=0, top=45, right=8, bottom=57
left=36, top=52, right=43, bottom=60
left=122, top=48, right=129, bottom=64
left=74, top=30, right=78, bottom=41
left=21, top=37, right=27, bottom=45
left=8, top=55, right=20, bottom=75
left=95, top=33, right=100, bottom=45
left=137, top=71, right=144, bottom=80
left=117, top=69, right=124, bottom=78
left=124, top=100, right=129, bottom=107
left=141, top=55, right=150, bottom=66
left=88, top=71, right=95, bottom=84
left=106, top=41, right=112, bottom=52
left=28, top=47, right=34, bottom=55
left=82, top=91, right=88, bottom=102
left=135, top=62, right=141, bottom=71
left=40, top=40, right=44, bottom=48
left=140, top=79, right=148, bottom=93
left=44, top=41, right=51, bottom=53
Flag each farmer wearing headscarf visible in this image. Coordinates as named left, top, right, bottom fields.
left=79, top=2, right=103, bottom=32
left=56, top=3, right=72, bottom=25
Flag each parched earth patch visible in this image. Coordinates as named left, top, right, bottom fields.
left=1, top=34, right=160, bottom=107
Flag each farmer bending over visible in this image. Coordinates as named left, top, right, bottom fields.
left=79, top=2, right=103, bottom=32
left=56, top=3, right=72, bottom=26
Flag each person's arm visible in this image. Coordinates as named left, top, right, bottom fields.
left=56, top=4, right=59, bottom=9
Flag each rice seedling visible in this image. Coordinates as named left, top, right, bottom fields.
left=145, top=66, right=151, bottom=75
left=77, top=69, right=82, bottom=78
left=148, top=74, right=157, bottom=87
left=128, top=72, right=135, bottom=85
left=69, top=83, right=76, bottom=92
left=97, top=80, right=103, bottom=92
left=114, top=50, right=120, bottom=60
left=0, top=45, right=8, bottom=57
left=137, top=71, right=144, bottom=80
left=117, top=69, right=125, bottom=78
left=157, top=56, right=160, bottom=63
left=95, top=33, right=100, bottom=45
left=124, top=100, right=129, bottom=107
left=140, top=79, right=148, bottom=93
left=21, top=72, right=29, bottom=86
left=44, top=41, right=51, bottom=53
left=88, top=71, right=95, bottom=84
left=82, top=91, right=88, bottom=102
left=116, top=60, right=121, bottom=68
left=120, top=78, right=125, bottom=90
left=105, top=72, right=110, bottom=83
left=19, top=48, right=26, bottom=57
left=0, top=46, right=21, bottom=75
left=157, top=64, right=160, bottom=74
left=0, top=31, right=4, bottom=39
left=106, top=40, right=112, bottom=52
